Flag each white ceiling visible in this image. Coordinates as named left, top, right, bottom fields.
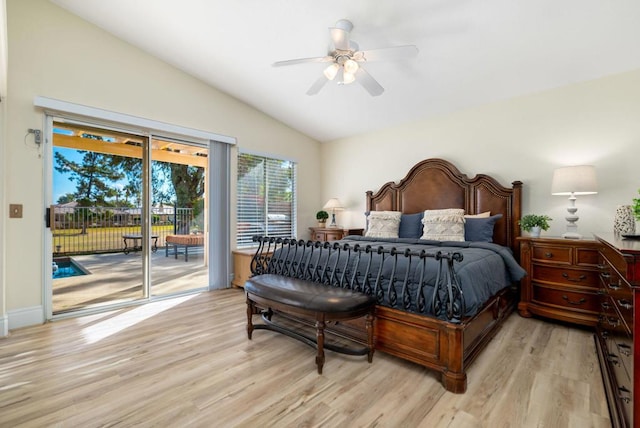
left=50, top=0, right=640, bottom=142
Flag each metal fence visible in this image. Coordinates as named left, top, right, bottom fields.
left=51, top=205, right=196, bottom=255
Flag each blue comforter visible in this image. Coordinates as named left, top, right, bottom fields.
left=338, top=236, right=527, bottom=318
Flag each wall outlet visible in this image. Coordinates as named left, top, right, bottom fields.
left=9, top=204, right=23, bottom=218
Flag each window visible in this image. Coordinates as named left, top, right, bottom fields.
left=237, top=153, right=296, bottom=247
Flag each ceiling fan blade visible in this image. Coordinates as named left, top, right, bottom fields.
left=306, top=75, right=329, bottom=96
left=356, top=45, right=419, bottom=62
left=272, top=56, right=333, bottom=67
left=355, top=67, right=384, bottom=97
left=330, top=27, right=351, bottom=51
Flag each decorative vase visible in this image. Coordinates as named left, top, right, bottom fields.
left=613, top=205, right=635, bottom=235
left=529, top=226, right=541, bottom=238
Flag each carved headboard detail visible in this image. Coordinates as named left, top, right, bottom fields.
left=365, top=158, right=523, bottom=254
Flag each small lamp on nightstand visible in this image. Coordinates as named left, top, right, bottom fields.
left=551, top=165, right=598, bottom=239
left=323, top=198, right=343, bottom=227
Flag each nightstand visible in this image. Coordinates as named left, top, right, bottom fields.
left=517, top=236, right=601, bottom=326
left=232, top=248, right=272, bottom=288
left=308, top=227, right=364, bottom=241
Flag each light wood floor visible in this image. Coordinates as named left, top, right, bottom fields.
left=0, top=288, right=611, bottom=427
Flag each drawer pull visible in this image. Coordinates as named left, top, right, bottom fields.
left=600, top=272, right=611, bottom=279
left=601, top=301, right=611, bottom=310
left=544, top=252, right=553, bottom=258
left=618, top=386, right=631, bottom=404
left=606, top=282, right=621, bottom=291
left=607, top=353, right=619, bottom=365
left=561, top=273, right=586, bottom=282
left=617, top=299, right=632, bottom=310
left=561, top=295, right=586, bottom=305
left=607, top=317, right=620, bottom=327
left=617, top=343, right=631, bottom=357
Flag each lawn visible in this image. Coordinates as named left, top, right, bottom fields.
left=53, top=225, right=177, bottom=255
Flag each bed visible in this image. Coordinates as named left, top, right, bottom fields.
left=252, top=158, right=524, bottom=393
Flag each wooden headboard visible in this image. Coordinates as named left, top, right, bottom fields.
left=365, top=158, right=523, bottom=254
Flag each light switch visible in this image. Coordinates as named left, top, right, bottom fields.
left=9, top=204, right=23, bottom=218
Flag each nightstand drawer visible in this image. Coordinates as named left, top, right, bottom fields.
left=531, top=284, right=599, bottom=313
left=532, top=245, right=571, bottom=264
left=531, top=265, right=600, bottom=289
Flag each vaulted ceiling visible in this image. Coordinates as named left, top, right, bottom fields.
left=50, top=0, right=640, bottom=142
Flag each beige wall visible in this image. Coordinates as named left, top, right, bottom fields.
left=321, top=70, right=640, bottom=238
left=3, top=0, right=320, bottom=326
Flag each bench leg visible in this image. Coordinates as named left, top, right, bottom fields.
left=315, top=317, right=326, bottom=374
left=246, top=297, right=255, bottom=340
left=185, top=246, right=189, bottom=262
left=365, top=312, right=375, bottom=363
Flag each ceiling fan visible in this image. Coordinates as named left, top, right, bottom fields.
left=273, top=19, right=418, bottom=97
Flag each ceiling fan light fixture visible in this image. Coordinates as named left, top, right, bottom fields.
left=343, top=59, right=359, bottom=75
left=323, top=63, right=340, bottom=80
left=342, top=71, right=356, bottom=85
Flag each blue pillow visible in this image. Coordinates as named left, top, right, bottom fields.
left=398, top=212, right=424, bottom=239
left=464, top=214, right=502, bottom=242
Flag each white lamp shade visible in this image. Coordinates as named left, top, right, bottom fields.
left=323, top=198, right=343, bottom=210
left=551, top=165, right=598, bottom=196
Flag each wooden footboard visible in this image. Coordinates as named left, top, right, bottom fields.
left=330, top=285, right=517, bottom=393
left=378, top=285, right=516, bottom=393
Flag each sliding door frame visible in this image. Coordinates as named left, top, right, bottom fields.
left=38, top=97, right=235, bottom=320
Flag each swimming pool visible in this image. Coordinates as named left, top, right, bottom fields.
left=53, top=257, right=89, bottom=279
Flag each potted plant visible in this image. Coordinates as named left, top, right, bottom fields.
left=633, top=189, right=640, bottom=221
left=519, top=214, right=552, bottom=238
left=316, top=210, right=329, bottom=227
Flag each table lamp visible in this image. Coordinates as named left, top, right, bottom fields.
left=323, top=198, right=343, bottom=227
left=551, top=165, right=597, bottom=239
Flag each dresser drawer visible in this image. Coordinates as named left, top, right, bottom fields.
left=531, top=284, right=600, bottom=313
left=532, top=245, right=571, bottom=264
left=576, top=247, right=599, bottom=267
left=531, top=265, right=600, bottom=289
left=600, top=295, right=632, bottom=336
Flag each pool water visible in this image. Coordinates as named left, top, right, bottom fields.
left=53, top=258, right=88, bottom=279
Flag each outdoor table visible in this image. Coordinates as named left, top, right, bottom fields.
left=122, top=234, right=158, bottom=254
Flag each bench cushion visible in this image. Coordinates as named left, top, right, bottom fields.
left=166, top=234, right=204, bottom=246
left=245, top=274, right=375, bottom=313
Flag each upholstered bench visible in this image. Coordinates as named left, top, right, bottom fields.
left=165, top=234, right=204, bottom=262
left=245, top=274, right=376, bottom=374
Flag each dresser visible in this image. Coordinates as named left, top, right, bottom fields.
left=308, top=227, right=364, bottom=242
left=518, top=237, right=601, bottom=326
left=594, top=233, right=640, bottom=428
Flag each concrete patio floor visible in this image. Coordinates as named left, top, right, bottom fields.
left=53, top=247, right=210, bottom=314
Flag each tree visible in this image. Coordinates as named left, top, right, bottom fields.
left=56, top=192, right=77, bottom=204
left=54, top=151, right=125, bottom=206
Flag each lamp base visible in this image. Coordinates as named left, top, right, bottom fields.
left=329, top=213, right=337, bottom=227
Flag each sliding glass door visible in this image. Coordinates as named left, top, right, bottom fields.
left=149, top=136, right=208, bottom=297
left=49, top=120, right=209, bottom=315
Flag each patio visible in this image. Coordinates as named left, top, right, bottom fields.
left=53, top=247, right=209, bottom=314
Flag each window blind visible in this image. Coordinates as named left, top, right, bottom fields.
left=237, top=153, right=296, bottom=247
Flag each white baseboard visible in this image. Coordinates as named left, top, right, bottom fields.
left=8, top=305, right=44, bottom=330
left=0, top=314, right=8, bottom=337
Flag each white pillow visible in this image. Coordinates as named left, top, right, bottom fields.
left=365, top=211, right=402, bottom=238
left=421, top=208, right=465, bottom=241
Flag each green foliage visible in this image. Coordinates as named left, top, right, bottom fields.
left=519, top=214, right=552, bottom=232
left=316, top=210, right=329, bottom=221
left=633, top=189, right=640, bottom=221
